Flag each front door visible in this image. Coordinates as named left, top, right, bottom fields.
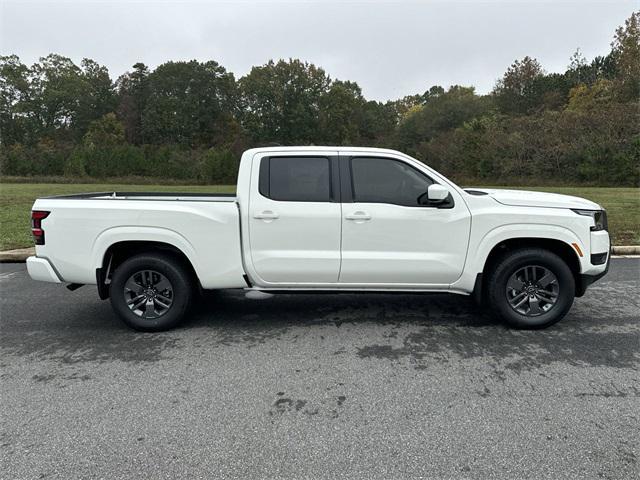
left=339, top=154, right=471, bottom=286
left=248, top=153, right=342, bottom=284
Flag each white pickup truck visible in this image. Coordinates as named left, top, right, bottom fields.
left=27, top=147, right=610, bottom=331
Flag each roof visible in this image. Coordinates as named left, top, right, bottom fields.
left=244, top=146, right=406, bottom=156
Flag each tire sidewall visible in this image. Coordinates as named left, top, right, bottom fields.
left=110, top=254, right=192, bottom=331
left=489, top=249, right=575, bottom=329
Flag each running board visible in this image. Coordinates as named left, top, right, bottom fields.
left=244, top=290, right=275, bottom=300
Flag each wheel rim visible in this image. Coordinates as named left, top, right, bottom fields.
left=124, top=270, right=174, bottom=319
left=505, top=265, right=559, bottom=317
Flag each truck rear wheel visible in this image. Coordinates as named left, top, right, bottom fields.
left=487, top=248, right=575, bottom=329
left=110, top=253, right=193, bottom=331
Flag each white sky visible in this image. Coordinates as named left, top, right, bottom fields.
left=1, top=0, right=636, bottom=101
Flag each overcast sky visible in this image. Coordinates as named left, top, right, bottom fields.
left=1, top=0, right=636, bottom=101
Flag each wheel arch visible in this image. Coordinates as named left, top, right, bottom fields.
left=480, top=237, right=582, bottom=299
left=96, top=240, right=200, bottom=300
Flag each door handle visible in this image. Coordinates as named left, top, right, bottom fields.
left=254, top=210, right=279, bottom=220
left=345, top=211, right=372, bottom=221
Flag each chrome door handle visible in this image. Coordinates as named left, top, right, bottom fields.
left=345, top=212, right=372, bottom=221
left=254, top=210, right=279, bottom=220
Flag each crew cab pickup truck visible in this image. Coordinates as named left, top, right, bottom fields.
left=27, top=147, right=610, bottom=331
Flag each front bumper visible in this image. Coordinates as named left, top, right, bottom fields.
left=576, top=250, right=611, bottom=297
left=26, top=256, right=62, bottom=283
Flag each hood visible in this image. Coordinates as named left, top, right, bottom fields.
left=467, top=188, right=601, bottom=210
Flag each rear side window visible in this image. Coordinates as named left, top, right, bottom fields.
left=350, top=157, right=433, bottom=206
left=259, top=156, right=331, bottom=202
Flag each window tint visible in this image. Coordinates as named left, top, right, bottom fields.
left=351, top=157, right=433, bottom=206
left=261, top=156, right=331, bottom=202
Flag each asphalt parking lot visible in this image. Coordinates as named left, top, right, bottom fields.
left=1, top=259, right=638, bottom=479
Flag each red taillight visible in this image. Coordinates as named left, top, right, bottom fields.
left=31, top=210, right=50, bottom=245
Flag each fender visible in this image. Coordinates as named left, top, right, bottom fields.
left=91, top=226, right=203, bottom=279
left=451, top=223, right=586, bottom=293
left=472, top=223, right=584, bottom=272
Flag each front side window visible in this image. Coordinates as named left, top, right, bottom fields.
left=350, top=157, right=433, bottom=206
left=260, top=156, right=331, bottom=202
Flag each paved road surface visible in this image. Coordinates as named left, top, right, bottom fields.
left=1, top=259, right=638, bottom=479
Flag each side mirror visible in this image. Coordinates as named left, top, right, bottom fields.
left=427, top=184, right=450, bottom=202
left=418, top=184, right=450, bottom=205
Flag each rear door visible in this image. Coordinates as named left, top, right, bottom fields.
left=247, top=152, right=342, bottom=284
left=338, top=153, right=471, bottom=286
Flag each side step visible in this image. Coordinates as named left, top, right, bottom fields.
left=244, top=290, right=275, bottom=300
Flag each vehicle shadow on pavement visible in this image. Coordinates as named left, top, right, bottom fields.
left=192, top=290, right=499, bottom=329
left=2, top=279, right=638, bottom=374
left=183, top=288, right=640, bottom=373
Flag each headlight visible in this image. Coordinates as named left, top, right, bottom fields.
left=572, top=209, right=608, bottom=231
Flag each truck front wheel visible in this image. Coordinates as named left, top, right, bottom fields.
left=487, top=248, right=575, bottom=329
left=110, top=253, right=193, bottom=331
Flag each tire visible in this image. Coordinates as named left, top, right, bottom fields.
left=109, top=253, right=193, bottom=332
left=487, top=248, right=575, bottom=329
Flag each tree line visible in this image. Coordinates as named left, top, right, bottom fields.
left=1, top=12, right=638, bottom=186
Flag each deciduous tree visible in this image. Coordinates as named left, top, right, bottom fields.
left=239, top=59, right=331, bottom=145
left=610, top=11, right=640, bottom=101
left=493, top=56, right=545, bottom=115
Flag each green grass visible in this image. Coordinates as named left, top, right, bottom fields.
left=0, top=183, right=637, bottom=251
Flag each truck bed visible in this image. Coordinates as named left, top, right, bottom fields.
left=32, top=191, right=245, bottom=289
